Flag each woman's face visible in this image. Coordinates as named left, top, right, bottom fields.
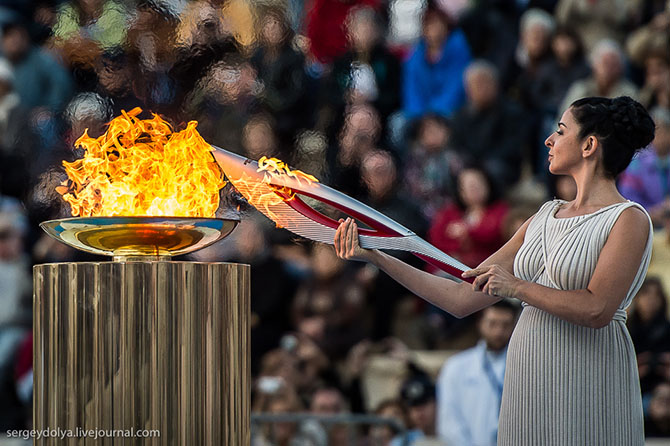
left=458, top=169, right=489, bottom=208
left=545, top=108, right=585, bottom=175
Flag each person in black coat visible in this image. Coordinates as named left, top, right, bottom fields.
left=449, top=60, right=528, bottom=191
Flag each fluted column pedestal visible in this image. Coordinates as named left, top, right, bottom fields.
left=33, top=261, right=249, bottom=445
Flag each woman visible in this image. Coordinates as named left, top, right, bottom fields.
left=334, top=96, right=655, bottom=444
left=428, top=166, right=509, bottom=269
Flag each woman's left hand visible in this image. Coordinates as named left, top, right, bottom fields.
left=462, top=264, right=522, bottom=298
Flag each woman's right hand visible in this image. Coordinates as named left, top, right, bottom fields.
left=334, top=217, right=373, bottom=262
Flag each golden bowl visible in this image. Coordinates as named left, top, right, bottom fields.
left=40, top=216, right=239, bottom=260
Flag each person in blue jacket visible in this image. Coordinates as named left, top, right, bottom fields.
left=402, top=1, right=471, bottom=121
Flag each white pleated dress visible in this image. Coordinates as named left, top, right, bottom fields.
left=497, top=200, right=653, bottom=446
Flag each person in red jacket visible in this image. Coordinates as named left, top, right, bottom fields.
left=427, top=166, right=509, bottom=269
left=305, top=0, right=381, bottom=65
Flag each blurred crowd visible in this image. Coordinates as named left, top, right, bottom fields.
left=0, top=0, right=669, bottom=444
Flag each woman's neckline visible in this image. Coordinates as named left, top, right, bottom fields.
left=551, top=199, right=629, bottom=220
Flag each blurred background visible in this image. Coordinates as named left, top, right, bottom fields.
left=0, top=0, right=669, bottom=444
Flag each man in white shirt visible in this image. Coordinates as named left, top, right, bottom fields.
left=436, top=300, right=519, bottom=446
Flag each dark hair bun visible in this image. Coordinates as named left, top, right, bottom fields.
left=609, top=97, right=655, bottom=151
left=570, top=96, right=655, bottom=178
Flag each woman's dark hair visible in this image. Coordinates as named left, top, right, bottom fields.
left=569, top=96, right=655, bottom=178
left=452, top=164, right=499, bottom=210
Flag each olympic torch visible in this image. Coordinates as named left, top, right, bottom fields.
left=211, top=146, right=474, bottom=283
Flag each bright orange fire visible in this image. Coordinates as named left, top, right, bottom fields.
left=57, top=108, right=225, bottom=217
left=233, top=156, right=319, bottom=224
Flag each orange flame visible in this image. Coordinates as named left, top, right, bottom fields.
left=232, top=156, right=319, bottom=224
left=57, top=108, right=225, bottom=217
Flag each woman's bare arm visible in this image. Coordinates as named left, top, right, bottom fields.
left=466, top=207, right=650, bottom=328
left=334, top=216, right=533, bottom=318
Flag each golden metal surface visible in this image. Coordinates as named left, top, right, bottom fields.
left=39, top=217, right=238, bottom=259
left=33, top=262, right=250, bottom=445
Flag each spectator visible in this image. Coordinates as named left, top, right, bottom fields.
left=94, top=50, right=144, bottom=116
left=177, top=0, right=255, bottom=49
left=169, top=2, right=241, bottom=115
left=436, top=300, right=519, bottom=446
left=326, top=6, right=401, bottom=126
left=0, top=196, right=31, bottom=430
left=626, top=6, right=670, bottom=71
left=124, top=2, right=180, bottom=113
left=250, top=4, right=311, bottom=153
left=0, top=58, right=25, bottom=151
left=509, top=8, right=555, bottom=110
left=242, top=114, right=281, bottom=161
left=256, top=334, right=333, bottom=410
left=305, top=0, right=381, bottom=65
left=0, top=57, right=33, bottom=200
left=310, top=387, right=348, bottom=414
left=508, top=9, right=556, bottom=178
left=428, top=166, right=509, bottom=269
left=358, top=149, right=431, bottom=340
left=637, top=51, right=670, bottom=110
left=310, top=387, right=350, bottom=446
left=187, top=56, right=260, bottom=155
left=360, top=150, right=426, bottom=234
left=252, top=379, right=327, bottom=446
left=627, top=277, right=670, bottom=396
left=0, top=19, right=74, bottom=111
left=618, top=107, right=670, bottom=227
left=533, top=27, right=590, bottom=119
left=63, top=91, right=112, bottom=142
left=52, top=0, right=130, bottom=50
left=646, top=382, right=670, bottom=438
left=392, top=372, right=437, bottom=445
left=368, top=399, right=407, bottom=445
left=531, top=27, right=590, bottom=177
left=326, top=103, right=382, bottom=198
left=555, top=0, right=635, bottom=52
left=403, top=114, right=462, bottom=221
left=457, top=1, right=517, bottom=88
left=27, top=91, right=110, bottom=193
left=449, top=60, right=527, bottom=188
left=559, top=39, right=639, bottom=115
left=402, top=0, right=470, bottom=121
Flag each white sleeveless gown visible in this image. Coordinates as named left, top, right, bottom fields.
left=497, top=200, right=653, bottom=445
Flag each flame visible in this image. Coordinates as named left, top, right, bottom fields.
left=233, top=156, right=319, bottom=224
left=57, top=108, right=225, bottom=217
